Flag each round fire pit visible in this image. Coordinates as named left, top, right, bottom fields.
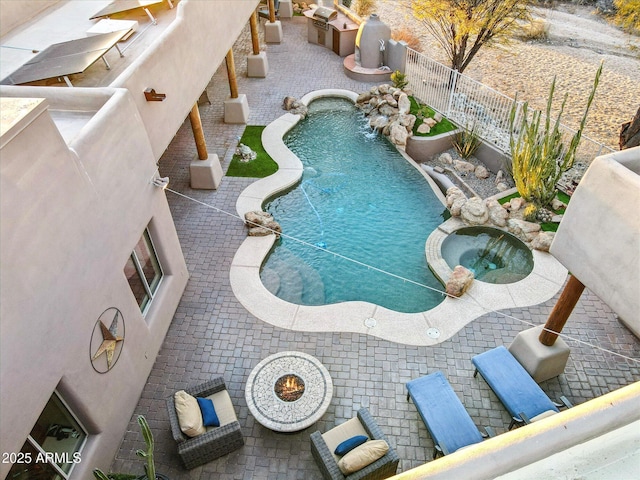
left=245, top=351, right=333, bottom=432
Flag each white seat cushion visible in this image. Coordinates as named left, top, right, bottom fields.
left=174, top=390, right=206, bottom=437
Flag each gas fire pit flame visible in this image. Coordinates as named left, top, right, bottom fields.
left=274, top=374, right=305, bottom=402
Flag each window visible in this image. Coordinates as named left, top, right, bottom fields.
left=124, top=228, right=163, bottom=314
left=6, top=393, right=86, bottom=480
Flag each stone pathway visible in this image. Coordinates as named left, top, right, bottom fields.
left=110, top=17, right=640, bottom=480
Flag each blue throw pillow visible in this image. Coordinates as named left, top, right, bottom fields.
left=334, top=435, right=368, bottom=456
left=196, top=397, right=220, bottom=427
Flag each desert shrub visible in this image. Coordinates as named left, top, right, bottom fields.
left=452, top=123, right=481, bottom=159
left=517, top=18, right=549, bottom=41
left=614, top=0, right=640, bottom=34
left=353, top=0, right=376, bottom=18
left=392, top=27, right=422, bottom=51
left=523, top=204, right=538, bottom=222
left=390, top=70, right=409, bottom=89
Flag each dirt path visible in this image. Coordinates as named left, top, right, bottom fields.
left=377, top=3, right=640, bottom=149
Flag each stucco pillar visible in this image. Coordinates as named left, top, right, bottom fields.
left=264, top=0, right=283, bottom=44
left=247, top=11, right=268, bottom=78
left=539, top=275, right=585, bottom=346
left=224, top=49, right=249, bottom=124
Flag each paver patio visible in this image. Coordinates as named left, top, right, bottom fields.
left=110, top=16, right=640, bottom=480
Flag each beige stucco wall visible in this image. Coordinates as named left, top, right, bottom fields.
left=111, top=0, right=260, bottom=160
left=550, top=147, right=640, bottom=334
left=0, top=0, right=60, bottom=37
left=0, top=87, right=189, bottom=479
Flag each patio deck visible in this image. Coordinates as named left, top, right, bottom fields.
left=110, top=16, right=640, bottom=480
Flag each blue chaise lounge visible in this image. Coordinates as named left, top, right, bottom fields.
left=472, top=346, right=572, bottom=429
left=406, top=371, right=494, bottom=458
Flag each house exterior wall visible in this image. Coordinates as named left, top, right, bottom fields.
left=0, top=1, right=260, bottom=477
left=0, top=0, right=60, bottom=37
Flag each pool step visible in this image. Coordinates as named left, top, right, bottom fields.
left=261, top=247, right=325, bottom=305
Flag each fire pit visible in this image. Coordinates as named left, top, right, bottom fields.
left=275, top=374, right=305, bottom=402
left=245, top=351, right=333, bottom=432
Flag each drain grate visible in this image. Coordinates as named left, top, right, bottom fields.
left=427, top=327, right=440, bottom=339
left=364, top=317, right=377, bottom=328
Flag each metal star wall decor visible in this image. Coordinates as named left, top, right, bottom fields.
left=90, top=308, right=125, bottom=373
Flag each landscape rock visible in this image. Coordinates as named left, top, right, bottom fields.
left=495, top=170, right=505, bottom=184
left=433, top=112, right=443, bottom=122
left=417, top=123, right=431, bottom=134
left=439, top=152, right=453, bottom=164
left=551, top=198, right=566, bottom=211
left=531, top=231, right=555, bottom=252
left=460, top=197, right=489, bottom=225
left=446, top=265, right=475, bottom=297
left=507, top=218, right=541, bottom=241
left=424, top=117, right=438, bottom=128
left=245, top=211, right=281, bottom=238
left=486, top=198, right=509, bottom=227
left=389, top=123, right=409, bottom=147
left=475, top=165, right=490, bottom=179
left=496, top=182, right=508, bottom=192
left=453, top=160, right=476, bottom=174
left=397, top=93, right=411, bottom=114
left=510, top=197, right=524, bottom=212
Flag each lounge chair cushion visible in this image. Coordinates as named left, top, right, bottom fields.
left=204, top=389, right=238, bottom=429
left=334, top=435, right=368, bottom=456
left=196, top=397, right=220, bottom=427
left=174, top=390, right=206, bottom=437
left=321, top=416, right=369, bottom=463
left=337, top=439, right=389, bottom=475
left=530, top=410, right=557, bottom=423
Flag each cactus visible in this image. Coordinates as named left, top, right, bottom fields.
left=93, top=470, right=111, bottom=480
left=523, top=204, right=538, bottom=222
left=135, top=415, right=156, bottom=480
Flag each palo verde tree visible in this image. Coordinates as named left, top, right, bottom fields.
left=407, top=0, right=531, bottom=73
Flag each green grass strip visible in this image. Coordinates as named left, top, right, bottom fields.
left=408, top=96, right=457, bottom=137
left=226, top=125, right=279, bottom=178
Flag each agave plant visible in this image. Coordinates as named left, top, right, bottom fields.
left=509, top=63, right=602, bottom=208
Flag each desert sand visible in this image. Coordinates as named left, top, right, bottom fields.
left=377, top=2, right=640, bottom=150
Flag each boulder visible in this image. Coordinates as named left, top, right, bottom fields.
left=551, top=198, right=566, bottom=211
left=446, top=186, right=466, bottom=207
left=475, top=165, right=490, bottom=179
left=460, top=197, right=489, bottom=225
left=531, top=231, right=555, bottom=252
left=446, top=265, right=475, bottom=297
left=398, top=113, right=416, bottom=130
left=379, top=104, right=397, bottom=117
left=495, top=170, right=505, bottom=184
left=510, top=197, right=524, bottom=212
left=384, top=93, right=398, bottom=107
left=424, top=117, right=438, bottom=127
left=369, top=115, right=389, bottom=131
left=433, top=112, right=443, bottom=122
left=356, top=91, right=372, bottom=104
left=245, top=211, right=282, bottom=238
left=507, top=218, right=541, bottom=241
left=486, top=198, right=509, bottom=227
left=397, top=93, right=411, bottom=115
left=496, top=182, right=508, bottom=192
left=389, top=123, right=409, bottom=147
left=453, top=160, right=476, bottom=174
left=417, top=123, right=431, bottom=134
left=378, top=84, right=391, bottom=95
left=439, top=152, right=453, bottom=164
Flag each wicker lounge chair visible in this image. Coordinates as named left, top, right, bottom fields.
left=166, top=376, right=244, bottom=469
left=310, top=408, right=399, bottom=480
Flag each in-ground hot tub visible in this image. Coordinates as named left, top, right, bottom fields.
left=441, top=226, right=533, bottom=284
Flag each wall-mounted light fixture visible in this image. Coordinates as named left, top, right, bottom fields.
left=144, top=88, right=166, bottom=101
left=152, top=176, right=169, bottom=190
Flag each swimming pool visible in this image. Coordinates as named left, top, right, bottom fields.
left=261, top=98, right=446, bottom=313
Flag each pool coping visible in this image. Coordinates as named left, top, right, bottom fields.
left=230, top=89, right=568, bottom=346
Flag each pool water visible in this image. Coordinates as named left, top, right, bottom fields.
left=261, top=98, right=446, bottom=313
left=441, top=226, right=534, bottom=284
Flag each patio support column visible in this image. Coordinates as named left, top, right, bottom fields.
left=224, top=48, right=249, bottom=124
left=189, top=103, right=207, bottom=160
left=189, top=102, right=223, bottom=189
left=264, top=0, right=283, bottom=44
left=247, top=12, right=269, bottom=78
left=539, top=275, right=586, bottom=346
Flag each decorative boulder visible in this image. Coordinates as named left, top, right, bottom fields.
left=245, top=211, right=281, bottom=238
left=453, top=160, right=475, bottom=174
left=439, top=152, right=453, bottom=164
left=531, top=231, right=555, bottom=252
left=460, top=197, right=489, bottom=225
left=496, top=182, right=508, bottom=192
left=510, top=197, right=524, bottom=212
left=446, top=265, right=475, bottom=297
left=389, top=123, right=409, bottom=147
left=486, top=198, right=509, bottom=227
left=475, top=165, right=490, bottom=179
left=417, top=123, right=431, bottom=134
left=446, top=187, right=467, bottom=217
left=397, top=93, right=411, bottom=115
left=507, top=218, right=541, bottom=242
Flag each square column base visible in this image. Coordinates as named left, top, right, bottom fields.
left=247, top=52, right=269, bottom=78
left=508, top=326, right=571, bottom=383
left=190, top=155, right=223, bottom=190
left=279, top=0, right=293, bottom=18
left=224, top=94, right=249, bottom=124
left=264, top=20, right=283, bottom=44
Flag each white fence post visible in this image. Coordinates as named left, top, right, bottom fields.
left=446, top=69, right=459, bottom=118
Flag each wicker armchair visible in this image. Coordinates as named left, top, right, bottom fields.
left=166, top=376, right=244, bottom=470
left=310, top=408, right=400, bottom=480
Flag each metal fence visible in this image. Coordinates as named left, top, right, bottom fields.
left=404, top=48, right=614, bottom=162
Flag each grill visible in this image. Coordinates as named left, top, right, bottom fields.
left=312, top=6, right=337, bottom=30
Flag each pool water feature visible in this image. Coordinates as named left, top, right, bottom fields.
left=441, top=226, right=534, bottom=284
left=261, top=98, right=446, bottom=313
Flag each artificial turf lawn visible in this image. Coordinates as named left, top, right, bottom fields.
left=226, top=125, right=279, bottom=178
left=408, top=96, right=458, bottom=137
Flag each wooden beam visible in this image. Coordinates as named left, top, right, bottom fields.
left=268, top=0, right=276, bottom=23
left=189, top=103, right=208, bottom=160
left=250, top=11, right=260, bottom=55
left=539, top=275, right=586, bottom=346
left=225, top=49, right=238, bottom=99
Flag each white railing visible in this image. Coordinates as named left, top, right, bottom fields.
left=404, top=48, right=614, bottom=161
